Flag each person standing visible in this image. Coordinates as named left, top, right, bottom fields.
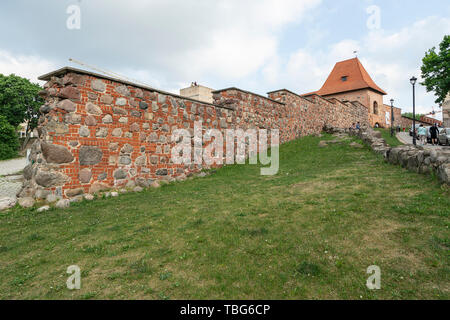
left=418, top=124, right=427, bottom=145
left=429, top=123, right=440, bottom=146
left=356, top=122, right=361, bottom=130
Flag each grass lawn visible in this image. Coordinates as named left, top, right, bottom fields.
left=374, top=128, right=404, bottom=147
left=0, top=134, right=448, bottom=300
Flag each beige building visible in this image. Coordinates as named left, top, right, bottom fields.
left=443, top=92, right=450, bottom=128
left=180, top=83, right=214, bottom=103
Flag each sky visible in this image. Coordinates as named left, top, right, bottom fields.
left=0, top=0, right=449, bottom=120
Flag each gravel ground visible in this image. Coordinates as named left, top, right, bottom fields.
left=0, top=157, right=27, bottom=200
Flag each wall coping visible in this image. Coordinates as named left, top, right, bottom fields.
left=401, top=115, right=436, bottom=126
left=266, top=88, right=310, bottom=103
left=211, top=87, right=285, bottom=105
left=38, top=66, right=232, bottom=109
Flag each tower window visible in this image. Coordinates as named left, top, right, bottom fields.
left=341, top=76, right=348, bottom=82
left=373, top=101, right=379, bottom=115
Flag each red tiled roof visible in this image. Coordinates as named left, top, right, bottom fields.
left=303, top=58, right=387, bottom=96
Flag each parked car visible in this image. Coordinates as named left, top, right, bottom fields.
left=438, top=128, right=450, bottom=145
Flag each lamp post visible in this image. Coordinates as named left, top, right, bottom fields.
left=390, top=99, right=395, bottom=137
left=410, top=77, right=417, bottom=146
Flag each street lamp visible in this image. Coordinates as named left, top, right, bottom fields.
left=410, top=76, right=417, bottom=146
left=390, top=98, right=395, bottom=137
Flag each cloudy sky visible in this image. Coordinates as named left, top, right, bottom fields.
left=1, top=0, right=449, bottom=119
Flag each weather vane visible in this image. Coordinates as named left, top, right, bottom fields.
left=353, top=50, right=358, bottom=57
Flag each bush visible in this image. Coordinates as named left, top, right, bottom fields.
left=0, top=115, right=19, bottom=160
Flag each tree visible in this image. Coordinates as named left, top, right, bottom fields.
left=421, top=35, right=450, bottom=105
left=0, top=74, right=42, bottom=148
left=0, top=115, right=19, bottom=160
left=402, top=112, right=423, bottom=121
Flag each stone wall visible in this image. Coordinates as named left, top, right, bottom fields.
left=18, top=67, right=369, bottom=203
left=399, top=116, right=440, bottom=130
left=325, top=126, right=450, bottom=186
left=419, top=115, right=443, bottom=126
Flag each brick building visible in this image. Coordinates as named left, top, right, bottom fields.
left=303, top=57, right=401, bottom=128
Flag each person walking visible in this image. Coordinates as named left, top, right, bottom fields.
left=429, top=123, right=440, bottom=146
left=418, top=124, right=427, bottom=145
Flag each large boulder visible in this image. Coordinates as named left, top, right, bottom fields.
left=65, top=188, right=84, bottom=198
left=0, top=197, right=17, bottom=211
left=89, top=182, right=110, bottom=194
left=437, top=164, right=450, bottom=185
left=18, top=197, right=35, bottom=208
left=35, top=169, right=70, bottom=188
left=41, top=142, right=74, bottom=164
left=23, top=164, right=33, bottom=180
left=58, top=99, right=77, bottom=112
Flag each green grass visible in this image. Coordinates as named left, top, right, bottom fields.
left=375, top=128, right=404, bottom=147
left=0, top=134, right=448, bottom=300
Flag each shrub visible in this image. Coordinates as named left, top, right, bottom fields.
left=0, top=115, right=19, bottom=160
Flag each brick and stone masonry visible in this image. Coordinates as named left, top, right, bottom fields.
left=18, top=67, right=369, bottom=201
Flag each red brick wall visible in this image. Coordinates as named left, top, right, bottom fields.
left=419, top=115, right=442, bottom=126
left=22, top=70, right=370, bottom=199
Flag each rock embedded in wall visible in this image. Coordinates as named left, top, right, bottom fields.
left=92, top=79, right=106, bottom=92
left=58, top=99, right=77, bottom=112
left=86, top=102, right=102, bottom=115
left=41, top=142, right=74, bottom=164
left=35, top=169, right=70, bottom=188
left=79, top=146, right=103, bottom=166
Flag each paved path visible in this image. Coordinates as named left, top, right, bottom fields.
left=0, top=157, right=27, bottom=200
left=396, top=132, right=450, bottom=151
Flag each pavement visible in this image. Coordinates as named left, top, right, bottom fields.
left=396, top=132, right=450, bottom=150
left=0, top=157, right=27, bottom=200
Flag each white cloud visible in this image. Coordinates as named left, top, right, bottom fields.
left=0, top=50, right=57, bottom=83
left=169, top=0, right=322, bottom=79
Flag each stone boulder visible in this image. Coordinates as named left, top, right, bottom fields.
left=35, top=169, right=69, bottom=188
left=0, top=197, right=17, bottom=211
left=89, top=182, right=110, bottom=194
left=65, top=188, right=84, bottom=198
left=58, top=99, right=77, bottom=112
left=18, top=197, right=35, bottom=208
left=437, top=164, right=450, bottom=185
left=56, top=199, right=70, bottom=209
left=37, top=206, right=50, bottom=213
left=41, top=142, right=74, bottom=164
left=79, top=146, right=103, bottom=166
left=86, top=102, right=102, bottom=115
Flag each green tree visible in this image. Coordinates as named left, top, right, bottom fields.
left=402, top=112, right=423, bottom=121
left=420, top=35, right=450, bottom=105
left=0, top=74, right=42, bottom=148
left=0, top=115, right=19, bottom=160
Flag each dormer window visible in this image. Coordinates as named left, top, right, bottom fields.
left=341, top=76, right=348, bottom=82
